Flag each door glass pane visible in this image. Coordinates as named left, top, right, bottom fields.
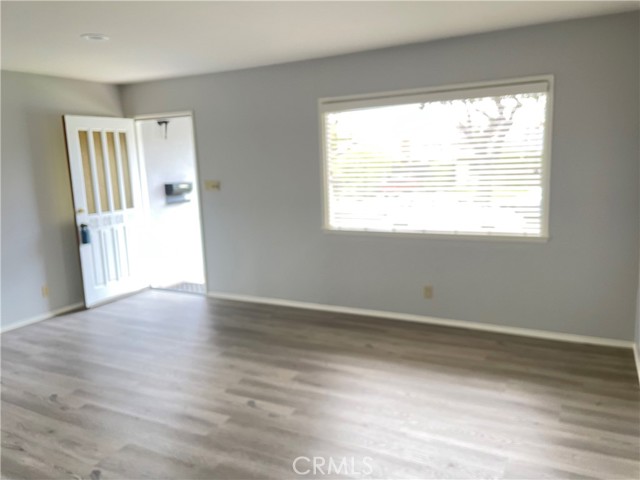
left=92, top=131, right=110, bottom=212
left=106, top=132, right=122, bottom=210
left=119, top=132, right=134, bottom=208
left=78, top=131, right=96, bottom=214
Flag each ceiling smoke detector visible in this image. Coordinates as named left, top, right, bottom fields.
left=80, top=33, right=109, bottom=42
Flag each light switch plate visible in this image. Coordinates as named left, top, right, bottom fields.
left=204, top=180, right=221, bottom=191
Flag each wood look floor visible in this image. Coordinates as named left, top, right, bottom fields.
left=1, top=290, right=639, bottom=480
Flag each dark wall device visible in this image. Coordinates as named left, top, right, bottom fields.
left=164, top=182, right=193, bottom=204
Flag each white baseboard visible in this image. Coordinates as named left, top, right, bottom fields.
left=0, top=303, right=84, bottom=334
left=208, top=291, right=634, bottom=349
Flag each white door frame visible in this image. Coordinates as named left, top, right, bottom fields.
left=133, top=111, right=210, bottom=292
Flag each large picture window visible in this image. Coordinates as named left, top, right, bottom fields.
left=320, top=77, right=552, bottom=239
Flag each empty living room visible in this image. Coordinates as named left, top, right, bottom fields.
left=1, top=1, right=639, bottom=479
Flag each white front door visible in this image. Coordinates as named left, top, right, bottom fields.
left=64, top=115, right=148, bottom=307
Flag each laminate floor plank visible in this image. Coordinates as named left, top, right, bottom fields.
left=2, top=290, right=638, bottom=479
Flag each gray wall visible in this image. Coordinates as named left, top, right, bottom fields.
left=1, top=71, right=122, bottom=329
left=121, top=12, right=640, bottom=340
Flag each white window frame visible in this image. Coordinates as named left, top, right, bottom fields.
left=319, top=75, right=554, bottom=242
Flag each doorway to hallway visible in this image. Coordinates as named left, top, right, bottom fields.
left=136, top=114, right=207, bottom=296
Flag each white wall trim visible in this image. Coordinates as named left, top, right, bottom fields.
left=132, top=110, right=194, bottom=120
left=208, top=291, right=634, bottom=349
left=0, top=303, right=84, bottom=334
left=633, top=344, right=640, bottom=386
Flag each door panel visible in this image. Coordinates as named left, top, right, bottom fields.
left=64, top=115, right=148, bottom=307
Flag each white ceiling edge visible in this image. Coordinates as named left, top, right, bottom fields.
left=1, top=1, right=638, bottom=85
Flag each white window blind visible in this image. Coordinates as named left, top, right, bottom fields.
left=320, top=78, right=552, bottom=238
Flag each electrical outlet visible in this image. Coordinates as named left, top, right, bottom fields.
left=423, top=285, right=433, bottom=299
left=41, top=285, right=49, bottom=298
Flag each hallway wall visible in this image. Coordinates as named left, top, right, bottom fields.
left=137, top=116, right=205, bottom=288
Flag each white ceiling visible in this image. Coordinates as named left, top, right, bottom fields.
left=2, top=1, right=638, bottom=85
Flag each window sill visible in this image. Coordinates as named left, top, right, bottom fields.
left=322, top=228, right=550, bottom=243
